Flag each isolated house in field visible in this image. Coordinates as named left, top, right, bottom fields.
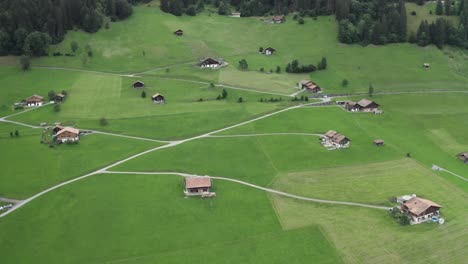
left=299, top=80, right=322, bottom=93
left=401, top=196, right=442, bottom=224
left=423, top=63, right=430, bottom=68
left=345, top=99, right=379, bottom=112
left=458, top=152, right=468, bottom=164
left=272, top=15, right=285, bottom=23
left=23, top=95, right=44, bottom=107
left=133, top=80, right=145, bottom=88
left=231, top=12, right=241, bottom=17
left=374, top=139, right=385, bottom=146
left=56, top=127, right=80, bottom=143
left=198, top=58, right=223, bottom=68
left=174, top=29, right=183, bottom=36
left=152, top=93, right=165, bottom=104
left=322, top=130, right=350, bottom=149
left=184, top=176, right=212, bottom=196
left=263, top=47, right=276, bottom=55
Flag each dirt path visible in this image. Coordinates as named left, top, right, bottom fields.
left=103, top=171, right=391, bottom=210
left=432, top=165, right=468, bottom=182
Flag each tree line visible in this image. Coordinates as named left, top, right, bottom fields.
left=0, top=0, right=148, bottom=56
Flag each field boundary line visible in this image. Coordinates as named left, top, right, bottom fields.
left=103, top=171, right=392, bottom=210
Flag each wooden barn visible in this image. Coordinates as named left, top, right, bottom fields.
left=401, top=196, right=442, bottom=224
left=198, top=58, right=223, bottom=68
left=23, top=95, right=44, bottom=107
left=174, top=29, right=183, bottom=36
left=263, top=47, right=276, bottom=55
left=458, top=152, right=468, bottom=164
left=184, top=176, right=212, bottom=196
left=272, top=15, right=285, bottom=23
left=56, top=127, right=80, bottom=143
left=374, top=139, right=385, bottom=146
left=152, top=93, right=165, bottom=104
left=133, top=80, right=145, bottom=88
left=299, top=80, right=322, bottom=93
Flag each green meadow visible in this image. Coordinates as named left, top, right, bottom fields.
left=0, top=1, right=467, bottom=264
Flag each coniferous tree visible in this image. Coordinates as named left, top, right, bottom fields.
left=444, top=0, right=451, bottom=16
left=436, top=0, right=443, bottom=15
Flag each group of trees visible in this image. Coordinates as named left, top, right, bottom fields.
left=285, top=57, right=327, bottom=73
left=0, top=0, right=143, bottom=56
left=337, top=0, right=408, bottom=45
left=160, top=0, right=205, bottom=16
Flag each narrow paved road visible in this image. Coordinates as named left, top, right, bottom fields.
left=0, top=103, right=307, bottom=218
left=0, top=197, right=23, bottom=204
left=433, top=164, right=468, bottom=182
left=103, top=171, right=392, bottom=210
left=208, top=133, right=323, bottom=138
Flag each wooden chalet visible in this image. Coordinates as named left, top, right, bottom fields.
left=272, top=15, right=285, bottom=23
left=133, top=80, right=145, bottom=88
left=263, top=47, right=276, bottom=55
left=184, top=176, right=212, bottom=196
left=152, top=93, right=165, bottom=104
left=56, top=127, right=80, bottom=143
left=423, top=63, right=430, bottom=68
left=374, top=139, right=385, bottom=146
left=401, top=196, right=442, bottom=224
left=458, top=152, right=468, bottom=164
left=198, top=58, right=223, bottom=68
left=323, top=130, right=350, bottom=148
left=299, top=80, right=322, bottom=93
left=174, top=29, right=183, bottom=36
left=23, top=95, right=44, bottom=107
left=345, top=99, right=379, bottom=112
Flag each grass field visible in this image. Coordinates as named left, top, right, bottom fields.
left=0, top=2, right=467, bottom=263
left=0, top=174, right=342, bottom=264
left=11, top=3, right=465, bottom=94
left=0, top=122, right=161, bottom=198
left=406, top=3, right=460, bottom=34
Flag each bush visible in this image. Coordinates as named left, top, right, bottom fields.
left=99, top=118, right=108, bottom=126
left=141, top=91, right=146, bottom=98
left=52, top=52, right=63, bottom=56
left=53, top=104, right=61, bottom=112
left=342, top=79, right=349, bottom=87
left=411, top=11, right=417, bottom=16
left=298, top=18, right=305, bottom=25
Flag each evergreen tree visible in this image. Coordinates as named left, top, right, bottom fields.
left=70, top=41, right=79, bottom=53
left=20, top=55, right=31, bottom=71
left=398, top=1, right=407, bottom=41
left=368, top=83, right=374, bottom=97
left=218, top=1, right=230, bottom=15
left=444, top=0, right=451, bottom=16
left=436, top=0, right=443, bottom=15
left=222, top=89, right=228, bottom=99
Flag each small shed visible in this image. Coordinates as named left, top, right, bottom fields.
left=263, top=47, right=276, bottom=55
left=133, top=80, right=145, bottom=88
left=423, top=63, right=430, bottom=68
left=184, top=176, right=212, bottom=196
left=458, top=152, right=468, bottom=164
left=272, top=15, right=285, bottom=23
left=374, top=139, right=385, bottom=146
left=174, top=29, right=183, bottom=36
left=231, top=12, right=241, bottom=17
left=152, top=93, right=165, bottom=104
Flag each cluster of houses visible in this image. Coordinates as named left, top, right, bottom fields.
left=52, top=124, right=80, bottom=143
left=298, top=80, right=322, bottom=93
left=397, top=194, right=443, bottom=225
left=321, top=130, right=350, bottom=150
left=184, top=176, right=215, bottom=198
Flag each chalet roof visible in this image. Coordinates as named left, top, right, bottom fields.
left=300, top=80, right=312, bottom=85
left=25, top=95, right=44, bottom=101
left=56, top=93, right=65, bottom=98
left=459, top=152, right=468, bottom=159
left=56, top=127, right=79, bottom=136
left=54, top=124, right=64, bottom=130
left=357, top=99, right=378, bottom=108
left=403, top=197, right=442, bottom=216
left=345, top=101, right=357, bottom=106
left=374, top=139, right=384, bottom=144
left=325, top=130, right=337, bottom=138
left=152, top=93, right=164, bottom=98
left=175, top=29, right=183, bottom=33
left=185, top=176, right=211, bottom=189
left=199, top=57, right=222, bottom=65
left=265, top=47, right=276, bottom=51
left=134, top=80, right=144, bottom=85
left=273, top=15, right=285, bottom=21
left=332, top=134, right=348, bottom=143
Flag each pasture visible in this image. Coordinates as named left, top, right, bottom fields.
left=0, top=2, right=467, bottom=264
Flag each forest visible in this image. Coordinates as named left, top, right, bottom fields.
left=0, top=0, right=150, bottom=56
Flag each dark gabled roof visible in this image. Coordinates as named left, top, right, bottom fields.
left=199, top=58, right=222, bottom=65
left=264, top=47, right=276, bottom=52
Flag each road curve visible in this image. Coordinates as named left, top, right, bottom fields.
left=103, top=171, right=392, bottom=210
